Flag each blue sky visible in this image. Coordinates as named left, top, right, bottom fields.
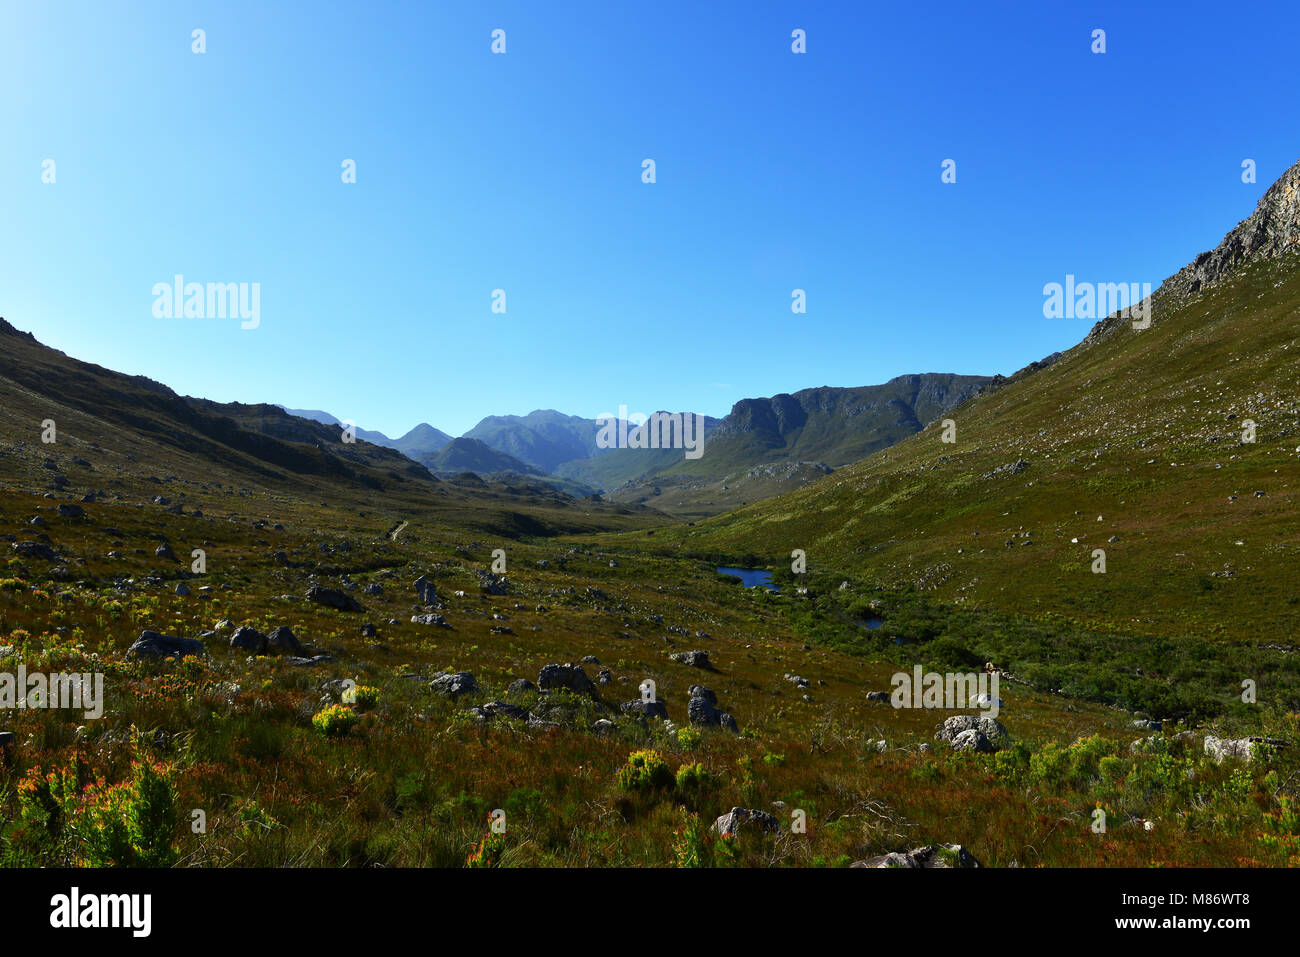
left=2, top=0, right=1298, bottom=438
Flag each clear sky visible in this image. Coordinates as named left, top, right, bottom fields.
left=2, top=1, right=1298, bottom=437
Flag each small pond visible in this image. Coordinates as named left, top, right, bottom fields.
left=716, top=566, right=778, bottom=591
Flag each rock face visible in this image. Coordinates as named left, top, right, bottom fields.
left=851, top=844, right=981, bottom=869
left=537, top=663, right=597, bottom=697
left=429, top=672, right=478, bottom=699
left=1163, top=157, right=1300, bottom=301
left=229, top=626, right=268, bottom=654
left=306, top=585, right=363, bottom=612
left=413, top=576, right=438, bottom=605
left=687, top=685, right=738, bottom=732
left=935, top=715, right=1010, bottom=751
left=128, top=630, right=206, bottom=659
left=713, top=807, right=780, bottom=836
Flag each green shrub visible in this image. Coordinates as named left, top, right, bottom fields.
left=617, top=750, right=674, bottom=791
left=675, top=762, right=715, bottom=792
left=313, top=704, right=359, bottom=738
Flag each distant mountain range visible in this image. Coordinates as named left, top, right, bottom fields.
left=278, top=409, right=453, bottom=458
left=280, top=373, right=992, bottom=515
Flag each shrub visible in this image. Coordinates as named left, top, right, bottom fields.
left=673, top=809, right=711, bottom=867
left=13, top=756, right=180, bottom=867
left=675, top=762, right=715, bottom=792
left=676, top=726, right=702, bottom=750
left=312, top=704, right=358, bottom=738
left=617, top=750, right=674, bottom=791
left=353, top=685, right=381, bottom=711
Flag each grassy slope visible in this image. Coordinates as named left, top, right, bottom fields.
left=660, top=253, right=1300, bottom=642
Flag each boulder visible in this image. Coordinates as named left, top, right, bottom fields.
left=128, top=630, right=206, bottom=660
left=305, top=585, right=363, bottom=612
left=413, top=575, right=438, bottom=604
left=429, top=672, right=478, bottom=699
left=11, top=541, right=59, bottom=561
left=670, top=650, right=713, bottom=670
left=621, top=699, right=669, bottom=720
left=478, top=572, right=509, bottom=596
left=537, top=663, right=596, bottom=697
left=267, top=626, right=303, bottom=655
left=411, top=613, right=450, bottom=628
left=851, top=844, right=980, bottom=869
left=935, top=715, right=1010, bottom=751
left=473, top=700, right=530, bottom=721
left=713, top=807, right=780, bottom=836
left=1204, top=735, right=1288, bottom=764
left=951, top=728, right=994, bottom=752
left=687, top=685, right=739, bottom=732
left=229, top=626, right=268, bottom=654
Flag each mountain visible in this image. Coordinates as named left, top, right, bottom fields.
left=0, top=319, right=659, bottom=539
left=418, top=437, right=543, bottom=476
left=463, top=410, right=600, bottom=473
left=277, top=407, right=396, bottom=448
left=564, top=375, right=990, bottom=518
left=390, top=423, right=453, bottom=457
left=674, top=156, right=1300, bottom=642
left=276, top=409, right=452, bottom=457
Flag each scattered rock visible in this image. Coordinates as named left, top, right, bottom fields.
left=267, top=626, right=303, bottom=656
left=935, top=715, right=1010, bottom=751
left=852, top=844, right=980, bottom=869
left=413, top=575, right=438, bottom=604
left=128, top=630, right=206, bottom=660
left=687, top=685, right=739, bottom=732
left=305, top=585, right=363, bottom=612
left=670, top=650, right=713, bottom=670
left=429, top=672, right=478, bottom=699
left=229, top=626, right=268, bottom=654
left=411, top=613, right=450, bottom=627
left=538, top=663, right=597, bottom=697
left=713, top=807, right=780, bottom=836
left=1204, top=735, right=1288, bottom=763
left=11, top=541, right=58, bottom=561
left=621, top=699, right=669, bottom=720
